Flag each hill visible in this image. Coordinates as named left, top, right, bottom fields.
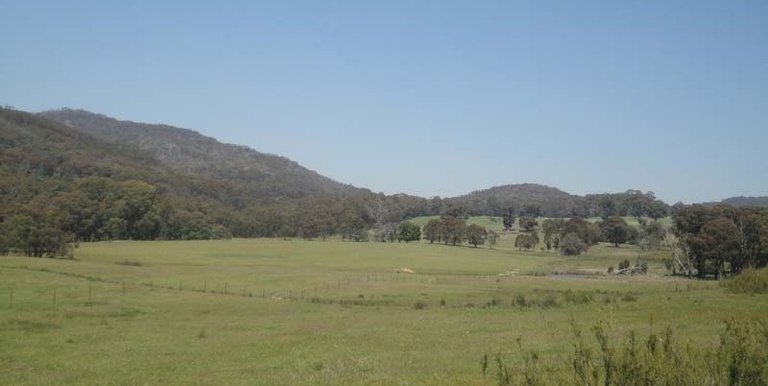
left=448, top=183, right=587, bottom=217
left=1, top=106, right=676, bottom=247
left=721, top=196, right=768, bottom=207
left=39, top=108, right=363, bottom=200
left=0, top=108, right=433, bottom=243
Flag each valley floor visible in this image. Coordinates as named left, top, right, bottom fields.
left=1, top=239, right=765, bottom=385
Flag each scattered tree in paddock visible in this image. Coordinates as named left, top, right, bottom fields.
left=465, top=224, right=487, bottom=248
left=372, top=223, right=398, bottom=242
left=515, top=234, right=537, bottom=251
left=542, top=218, right=564, bottom=251
left=637, top=220, right=665, bottom=250
left=440, top=215, right=467, bottom=246
left=602, top=216, right=629, bottom=246
left=486, top=230, right=498, bottom=249
left=397, top=221, right=421, bottom=243
left=502, top=207, right=516, bottom=231
left=422, top=219, right=443, bottom=244
left=561, top=233, right=587, bottom=255
left=561, top=217, right=601, bottom=245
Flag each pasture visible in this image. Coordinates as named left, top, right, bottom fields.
left=1, top=237, right=766, bottom=385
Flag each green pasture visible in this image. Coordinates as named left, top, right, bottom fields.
left=1, top=239, right=765, bottom=385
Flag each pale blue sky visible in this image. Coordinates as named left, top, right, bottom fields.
left=1, top=0, right=766, bottom=203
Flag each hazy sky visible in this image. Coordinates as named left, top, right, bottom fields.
left=1, top=1, right=766, bottom=203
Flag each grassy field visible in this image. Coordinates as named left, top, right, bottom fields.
left=1, top=238, right=766, bottom=385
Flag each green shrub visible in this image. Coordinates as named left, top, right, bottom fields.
left=485, top=319, right=768, bottom=385
left=723, top=268, right=768, bottom=294
left=413, top=300, right=428, bottom=310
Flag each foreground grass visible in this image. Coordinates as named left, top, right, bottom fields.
left=1, top=239, right=766, bottom=385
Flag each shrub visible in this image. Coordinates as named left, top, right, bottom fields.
left=514, top=294, right=528, bottom=308
left=618, top=259, right=631, bottom=270
left=484, top=298, right=502, bottom=309
left=561, top=233, right=587, bottom=256
left=485, top=319, right=768, bottom=385
left=413, top=300, right=428, bottom=310
left=541, top=296, right=558, bottom=308
left=621, top=292, right=638, bottom=302
left=723, top=268, right=768, bottom=294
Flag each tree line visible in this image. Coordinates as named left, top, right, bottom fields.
left=667, top=203, right=768, bottom=279
left=421, top=213, right=498, bottom=248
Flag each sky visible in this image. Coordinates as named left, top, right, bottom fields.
left=1, top=0, right=766, bottom=204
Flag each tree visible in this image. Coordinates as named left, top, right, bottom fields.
left=693, top=218, right=740, bottom=279
left=647, top=200, right=669, bottom=220
left=373, top=223, right=398, bottom=242
left=515, top=234, right=537, bottom=251
left=602, top=216, right=629, bottom=247
left=562, top=217, right=600, bottom=245
left=671, top=204, right=768, bottom=278
left=542, top=219, right=563, bottom=250
left=486, top=230, right=498, bottom=249
left=398, top=221, right=421, bottom=243
left=423, top=219, right=443, bottom=244
left=519, top=216, right=538, bottom=232
left=502, top=207, right=516, bottom=231
left=4, top=213, right=75, bottom=258
left=561, top=233, right=587, bottom=256
left=441, top=215, right=466, bottom=246
left=119, top=180, right=159, bottom=240
left=465, top=224, right=487, bottom=248
left=637, top=220, right=665, bottom=250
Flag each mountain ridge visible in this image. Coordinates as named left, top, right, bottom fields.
left=3, top=105, right=762, bottom=242
left=39, top=108, right=366, bottom=200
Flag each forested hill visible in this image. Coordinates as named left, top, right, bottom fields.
left=0, top=107, right=432, bottom=244
left=1, top=106, right=678, bottom=251
left=721, top=196, right=768, bottom=207
left=39, top=108, right=363, bottom=200
left=449, top=184, right=587, bottom=217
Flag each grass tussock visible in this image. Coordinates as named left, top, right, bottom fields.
left=308, top=297, right=396, bottom=307
left=2, top=318, right=61, bottom=333
left=723, top=268, right=768, bottom=294
left=486, top=319, right=768, bottom=385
